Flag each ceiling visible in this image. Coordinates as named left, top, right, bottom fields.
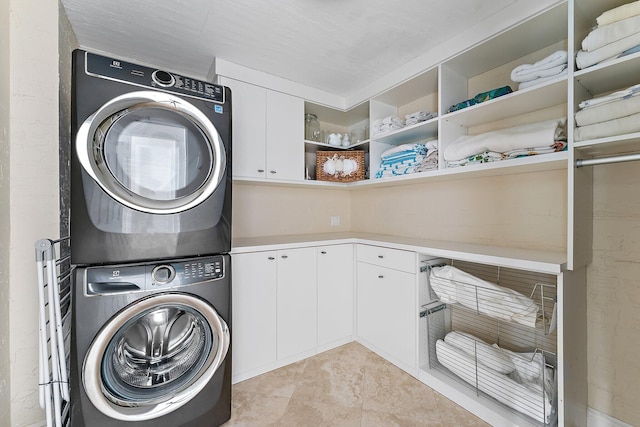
left=61, top=0, right=523, bottom=98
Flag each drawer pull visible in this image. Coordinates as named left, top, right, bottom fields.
left=270, top=170, right=277, bottom=174
left=281, top=255, right=288, bottom=259
left=258, top=169, right=265, bottom=173
left=320, top=251, right=327, bottom=254
left=378, top=255, right=384, bottom=259
left=267, top=257, right=275, bottom=260
left=378, top=275, right=384, bottom=279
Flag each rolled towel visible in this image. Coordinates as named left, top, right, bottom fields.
left=597, top=0, right=640, bottom=27
left=510, top=50, right=568, bottom=83
left=583, top=14, right=640, bottom=52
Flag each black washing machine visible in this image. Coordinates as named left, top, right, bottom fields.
left=70, top=50, right=232, bottom=265
left=69, top=254, right=231, bottom=427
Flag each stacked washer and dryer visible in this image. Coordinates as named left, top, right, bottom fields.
left=68, top=50, right=233, bottom=427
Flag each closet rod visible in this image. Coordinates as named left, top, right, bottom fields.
left=576, top=152, right=640, bottom=168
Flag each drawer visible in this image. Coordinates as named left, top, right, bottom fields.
left=356, top=244, right=416, bottom=274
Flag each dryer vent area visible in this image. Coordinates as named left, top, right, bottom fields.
left=418, top=257, right=558, bottom=427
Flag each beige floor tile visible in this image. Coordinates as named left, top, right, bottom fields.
left=232, top=359, right=307, bottom=398
left=225, top=390, right=289, bottom=426
left=277, top=398, right=362, bottom=427
left=362, top=409, right=445, bottom=426
left=291, top=344, right=366, bottom=408
left=362, top=362, right=442, bottom=423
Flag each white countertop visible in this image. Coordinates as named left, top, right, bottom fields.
left=232, top=232, right=567, bottom=274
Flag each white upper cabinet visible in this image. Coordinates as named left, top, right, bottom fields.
left=219, top=77, right=304, bottom=181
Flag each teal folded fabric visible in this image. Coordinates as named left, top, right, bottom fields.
left=448, top=85, right=513, bottom=113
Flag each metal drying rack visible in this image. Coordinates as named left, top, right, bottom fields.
left=35, top=237, right=72, bottom=427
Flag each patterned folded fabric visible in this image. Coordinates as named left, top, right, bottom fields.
left=448, top=86, right=513, bottom=113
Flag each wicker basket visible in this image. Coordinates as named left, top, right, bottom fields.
left=316, top=150, right=365, bottom=182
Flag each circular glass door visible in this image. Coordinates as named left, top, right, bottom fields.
left=76, top=91, right=226, bottom=214
left=83, top=293, right=229, bottom=421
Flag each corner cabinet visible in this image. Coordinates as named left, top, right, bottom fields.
left=219, top=77, right=304, bottom=181
left=356, top=245, right=418, bottom=374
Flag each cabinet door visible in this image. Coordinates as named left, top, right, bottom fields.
left=219, top=77, right=267, bottom=179
left=231, top=251, right=277, bottom=378
left=356, top=262, right=416, bottom=370
left=317, top=245, right=354, bottom=347
left=265, top=90, right=304, bottom=181
left=276, top=247, right=317, bottom=360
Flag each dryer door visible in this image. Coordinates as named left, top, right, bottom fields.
left=76, top=91, right=226, bottom=214
left=83, top=293, right=229, bottom=421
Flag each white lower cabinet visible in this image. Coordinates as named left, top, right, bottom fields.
left=317, top=244, right=354, bottom=348
left=356, top=245, right=417, bottom=373
left=276, top=247, right=317, bottom=360
left=231, top=250, right=277, bottom=380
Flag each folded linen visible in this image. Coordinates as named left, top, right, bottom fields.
left=446, top=151, right=505, bottom=168
left=576, top=93, right=640, bottom=126
left=578, top=82, right=640, bottom=109
left=448, top=86, right=513, bottom=113
left=443, top=118, right=566, bottom=161
left=510, top=50, right=568, bottom=83
left=518, top=67, right=567, bottom=90
left=576, top=30, right=640, bottom=68
left=583, top=14, right=640, bottom=51
left=574, top=111, right=640, bottom=141
left=596, top=0, right=640, bottom=27
left=503, top=141, right=567, bottom=159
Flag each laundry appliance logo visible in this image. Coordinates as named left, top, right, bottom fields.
left=111, top=270, right=120, bottom=277
left=110, top=60, right=122, bottom=69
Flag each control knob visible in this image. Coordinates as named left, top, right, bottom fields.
left=152, top=70, right=175, bottom=87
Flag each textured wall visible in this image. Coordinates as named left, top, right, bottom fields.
left=351, top=170, right=567, bottom=252
left=232, top=183, right=351, bottom=238
left=8, top=1, right=60, bottom=425
left=588, top=162, right=640, bottom=426
left=0, top=0, right=11, bottom=423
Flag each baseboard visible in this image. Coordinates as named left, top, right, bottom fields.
left=588, top=407, right=633, bottom=427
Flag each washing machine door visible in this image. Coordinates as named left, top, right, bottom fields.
left=83, top=293, right=229, bottom=421
left=76, top=91, right=226, bottom=214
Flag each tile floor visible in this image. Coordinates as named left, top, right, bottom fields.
left=224, top=342, right=490, bottom=426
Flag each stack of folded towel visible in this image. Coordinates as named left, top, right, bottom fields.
left=372, top=115, right=404, bottom=136
left=575, top=82, right=640, bottom=141
left=510, top=50, right=568, bottom=90
left=444, top=118, right=567, bottom=168
left=375, top=140, right=438, bottom=178
left=447, top=86, right=513, bottom=113
left=576, top=1, right=640, bottom=69
left=404, top=110, right=437, bottom=127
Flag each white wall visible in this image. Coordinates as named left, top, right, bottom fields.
left=1, top=0, right=11, bottom=423
left=5, top=1, right=61, bottom=425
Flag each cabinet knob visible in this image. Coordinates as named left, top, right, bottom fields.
left=281, top=255, right=288, bottom=259
left=378, top=275, right=384, bottom=279
left=258, top=169, right=265, bottom=173
left=270, top=170, right=277, bottom=174
left=378, top=255, right=384, bottom=259
left=320, top=251, right=327, bottom=254
left=267, top=256, right=275, bottom=260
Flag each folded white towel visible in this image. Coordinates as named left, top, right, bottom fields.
left=518, top=67, right=568, bottom=90
left=578, top=83, right=640, bottom=109
left=574, top=111, right=640, bottom=141
left=510, top=50, right=568, bottom=82
left=583, top=14, right=640, bottom=51
left=576, top=31, right=640, bottom=69
left=597, top=0, right=640, bottom=27
left=576, top=94, right=640, bottom=126
left=444, top=118, right=566, bottom=161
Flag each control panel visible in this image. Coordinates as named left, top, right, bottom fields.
left=84, top=51, right=225, bottom=103
left=85, top=255, right=226, bottom=296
